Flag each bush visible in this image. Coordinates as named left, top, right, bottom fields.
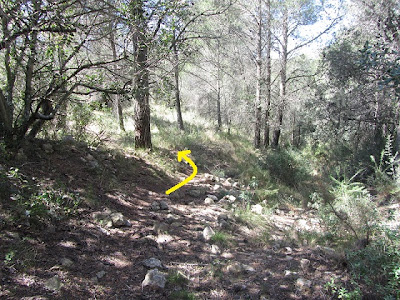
left=315, top=176, right=378, bottom=243
left=260, top=149, right=311, bottom=188
left=346, top=238, right=400, bottom=299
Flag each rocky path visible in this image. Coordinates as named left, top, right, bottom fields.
left=0, top=146, right=348, bottom=299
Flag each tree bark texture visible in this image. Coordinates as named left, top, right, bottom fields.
left=272, top=6, right=288, bottom=148
left=133, top=1, right=152, bottom=149
left=263, top=0, right=272, bottom=148
left=254, top=0, right=262, bottom=148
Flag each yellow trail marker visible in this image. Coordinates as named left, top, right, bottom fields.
left=166, top=150, right=197, bottom=195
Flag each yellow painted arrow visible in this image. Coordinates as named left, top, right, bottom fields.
left=166, top=150, right=197, bottom=195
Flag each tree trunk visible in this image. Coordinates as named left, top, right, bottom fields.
left=173, top=31, right=184, bottom=131
left=216, top=41, right=222, bottom=131
left=254, top=0, right=262, bottom=148
left=272, top=7, right=288, bottom=148
left=263, top=0, right=272, bottom=148
left=109, top=22, right=125, bottom=132
left=133, top=2, right=151, bottom=149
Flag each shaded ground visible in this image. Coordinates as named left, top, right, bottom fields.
left=0, top=140, right=349, bottom=299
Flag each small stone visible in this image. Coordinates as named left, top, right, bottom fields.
left=223, top=179, right=232, bottom=187
left=296, top=278, right=312, bottom=290
left=156, top=234, right=173, bottom=244
left=284, top=247, right=293, bottom=254
left=110, top=212, right=130, bottom=227
left=242, top=264, right=255, bottom=273
left=212, top=184, right=221, bottom=191
left=60, top=258, right=73, bottom=268
left=251, top=204, right=263, bottom=215
left=96, top=270, right=106, bottom=279
left=204, top=197, right=214, bottom=205
left=159, top=201, right=169, bottom=210
left=284, top=270, right=292, bottom=277
left=227, top=195, right=236, bottom=202
left=143, top=258, right=163, bottom=269
left=207, top=195, right=218, bottom=202
left=166, top=214, right=179, bottom=223
left=151, top=201, right=160, bottom=211
left=45, top=276, right=63, bottom=291
left=203, top=226, right=215, bottom=241
left=226, top=262, right=243, bottom=274
left=211, top=244, right=221, bottom=255
left=232, top=182, right=240, bottom=189
left=203, top=173, right=215, bottom=183
left=142, top=269, right=166, bottom=289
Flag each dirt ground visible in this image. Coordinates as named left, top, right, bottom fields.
left=0, top=141, right=349, bottom=299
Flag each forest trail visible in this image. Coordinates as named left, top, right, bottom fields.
left=0, top=141, right=348, bottom=299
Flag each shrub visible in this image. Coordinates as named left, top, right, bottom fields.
left=346, top=238, right=400, bottom=299
left=316, top=176, right=378, bottom=243
left=260, top=149, right=311, bottom=188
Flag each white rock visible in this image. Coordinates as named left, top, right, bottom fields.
left=203, top=173, right=215, bottom=183
left=296, top=278, right=312, bottom=290
left=110, top=212, right=129, bottom=227
left=142, top=269, right=166, bottom=289
left=213, top=184, right=221, bottom=191
left=207, top=195, right=218, bottom=201
left=284, top=247, right=293, bottom=254
left=204, top=197, right=215, bottom=205
left=251, top=204, right=263, bottom=215
left=203, top=226, right=215, bottom=241
left=211, top=244, right=221, bottom=255
left=242, top=264, right=255, bottom=273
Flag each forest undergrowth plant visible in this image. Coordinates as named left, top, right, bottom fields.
left=369, top=135, right=400, bottom=196
left=316, top=174, right=379, bottom=246
left=346, top=238, right=400, bottom=299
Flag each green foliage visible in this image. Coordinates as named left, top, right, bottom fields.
left=4, top=250, right=16, bottom=265
left=25, top=191, right=80, bottom=220
left=313, top=175, right=378, bottom=243
left=260, top=149, right=311, bottom=188
left=167, top=270, right=189, bottom=287
left=70, top=101, right=95, bottom=141
left=168, top=290, right=197, bottom=300
left=346, top=238, right=400, bottom=299
left=369, top=135, right=400, bottom=194
left=209, top=231, right=232, bottom=247
left=325, top=279, right=362, bottom=300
